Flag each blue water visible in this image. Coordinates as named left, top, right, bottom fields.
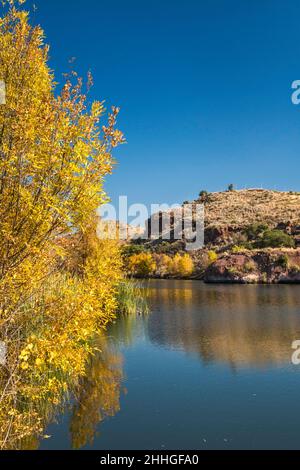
left=41, top=281, right=300, bottom=450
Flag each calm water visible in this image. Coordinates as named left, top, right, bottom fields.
left=41, top=280, right=300, bottom=450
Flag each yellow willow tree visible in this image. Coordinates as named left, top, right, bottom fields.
left=0, top=1, right=125, bottom=447
left=0, top=3, right=124, bottom=312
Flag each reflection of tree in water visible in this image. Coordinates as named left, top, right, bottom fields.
left=69, top=311, right=146, bottom=449
left=70, top=335, right=123, bottom=449
left=147, top=281, right=300, bottom=368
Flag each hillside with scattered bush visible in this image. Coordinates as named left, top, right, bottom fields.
left=124, top=189, right=300, bottom=282
left=200, top=188, right=300, bottom=228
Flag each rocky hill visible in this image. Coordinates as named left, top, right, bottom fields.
left=141, top=188, right=300, bottom=249
left=199, top=189, right=300, bottom=228
left=200, top=189, right=300, bottom=247
left=127, top=189, right=300, bottom=283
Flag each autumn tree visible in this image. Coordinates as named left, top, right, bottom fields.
left=0, top=1, right=125, bottom=448
left=169, top=253, right=194, bottom=278
left=128, top=252, right=156, bottom=278
left=0, top=1, right=124, bottom=309
left=176, top=253, right=194, bottom=277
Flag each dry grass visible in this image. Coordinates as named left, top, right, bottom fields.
left=199, top=189, right=300, bottom=228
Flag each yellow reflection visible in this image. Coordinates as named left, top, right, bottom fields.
left=70, top=335, right=123, bottom=449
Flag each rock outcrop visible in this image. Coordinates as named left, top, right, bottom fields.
left=144, top=189, right=300, bottom=249
left=126, top=189, right=300, bottom=282
left=204, top=249, right=300, bottom=283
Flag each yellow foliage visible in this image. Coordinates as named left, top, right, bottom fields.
left=169, top=253, right=194, bottom=278
left=127, top=251, right=194, bottom=279
left=128, top=252, right=156, bottom=277
left=176, top=253, right=194, bottom=277
left=70, top=336, right=123, bottom=449
left=207, top=250, right=218, bottom=263
left=232, top=245, right=245, bottom=253
left=0, top=3, right=125, bottom=448
left=153, top=253, right=173, bottom=277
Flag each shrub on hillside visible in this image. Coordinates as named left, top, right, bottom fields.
left=277, top=254, right=289, bottom=269
left=245, top=223, right=269, bottom=240
left=122, top=244, right=146, bottom=259
left=198, top=190, right=210, bottom=203
left=232, top=245, right=246, bottom=253
left=244, top=260, right=256, bottom=272
left=207, top=250, right=218, bottom=263
left=256, top=230, right=295, bottom=248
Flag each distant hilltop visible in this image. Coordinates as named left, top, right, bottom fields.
left=195, top=188, right=300, bottom=229
left=99, top=189, right=300, bottom=245
left=143, top=188, right=300, bottom=248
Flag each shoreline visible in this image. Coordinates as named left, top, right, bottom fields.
left=132, top=276, right=300, bottom=284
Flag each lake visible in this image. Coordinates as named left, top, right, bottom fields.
left=40, top=280, right=300, bottom=450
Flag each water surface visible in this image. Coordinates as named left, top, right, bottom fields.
left=41, top=280, right=300, bottom=450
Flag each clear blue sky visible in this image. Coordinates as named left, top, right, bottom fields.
left=29, top=0, right=300, bottom=208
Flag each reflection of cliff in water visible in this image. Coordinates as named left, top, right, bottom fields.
left=146, top=281, right=300, bottom=368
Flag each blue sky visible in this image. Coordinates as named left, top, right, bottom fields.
left=29, top=0, right=300, bottom=208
